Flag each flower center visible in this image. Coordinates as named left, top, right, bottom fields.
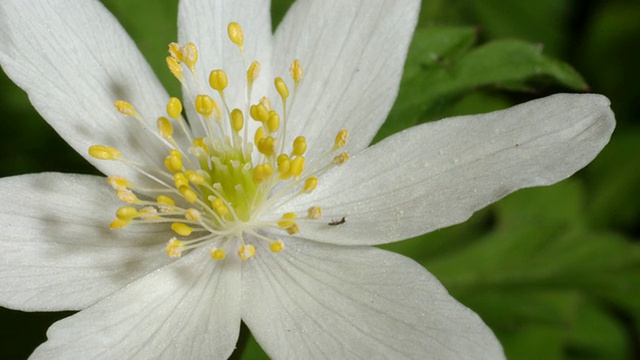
left=88, top=23, right=350, bottom=261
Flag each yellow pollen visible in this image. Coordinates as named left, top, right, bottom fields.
left=168, top=43, right=184, bottom=62
left=303, top=177, right=318, bottom=193
left=171, top=222, right=193, bottom=236
left=227, top=22, right=244, bottom=49
left=166, top=238, right=184, bottom=258
left=274, top=77, right=289, bottom=100
left=211, top=248, right=226, bottom=260
left=195, top=94, right=215, bottom=116
left=334, top=129, right=349, bottom=149
left=182, top=42, right=198, bottom=71
left=278, top=212, right=297, bottom=228
left=308, top=206, right=322, bottom=219
left=164, top=150, right=183, bottom=173
left=269, top=240, right=285, bottom=253
left=290, top=156, right=305, bottom=177
left=114, top=100, right=138, bottom=117
left=185, top=170, right=206, bottom=186
left=286, top=224, right=300, bottom=235
left=292, top=136, right=307, bottom=156
left=277, top=154, right=291, bottom=175
left=185, top=208, right=201, bottom=221
left=267, top=111, right=280, bottom=133
left=166, top=97, right=183, bottom=119
left=211, top=197, right=229, bottom=217
left=116, top=189, right=139, bottom=204
left=250, top=103, right=269, bottom=122
left=109, top=218, right=129, bottom=229
left=238, top=244, right=256, bottom=260
left=258, top=136, right=277, bottom=156
left=231, top=108, right=244, bottom=132
left=88, top=145, right=121, bottom=161
left=179, top=185, right=198, bottom=203
left=209, top=69, right=228, bottom=92
left=333, top=152, right=350, bottom=165
left=166, top=56, right=183, bottom=81
left=253, top=163, right=273, bottom=184
left=290, top=59, right=303, bottom=84
left=116, top=206, right=138, bottom=220
left=157, top=195, right=175, bottom=207
left=157, top=117, right=174, bottom=139
left=107, top=176, right=130, bottom=190
left=247, top=61, right=260, bottom=84
left=139, top=207, right=160, bottom=220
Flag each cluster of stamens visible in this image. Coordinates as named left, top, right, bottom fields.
left=89, top=22, right=350, bottom=261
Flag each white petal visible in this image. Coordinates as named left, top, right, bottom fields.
left=242, top=238, right=504, bottom=359
left=272, top=0, right=420, bottom=157
left=178, top=0, right=273, bottom=113
left=31, top=248, right=241, bottom=360
left=0, top=173, right=173, bottom=311
left=288, top=94, right=615, bottom=245
left=0, top=0, right=171, bottom=182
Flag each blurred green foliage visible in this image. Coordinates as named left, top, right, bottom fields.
left=1, top=0, right=638, bottom=359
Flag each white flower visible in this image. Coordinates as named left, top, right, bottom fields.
left=0, top=0, right=614, bottom=359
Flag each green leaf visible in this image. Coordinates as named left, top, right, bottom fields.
left=376, top=36, right=588, bottom=143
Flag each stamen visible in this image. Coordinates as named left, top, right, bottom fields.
left=92, top=23, right=348, bottom=262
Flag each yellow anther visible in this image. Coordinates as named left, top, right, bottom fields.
left=193, top=138, right=209, bottom=153
left=88, top=145, right=121, bottom=161
left=292, top=136, right=307, bottom=156
left=116, top=189, right=139, bottom=204
left=238, top=244, right=256, bottom=260
left=254, top=127, right=264, bottom=147
left=109, top=218, right=129, bottom=229
left=185, top=208, right=201, bottom=222
left=274, top=77, right=289, bottom=100
left=182, top=42, right=198, bottom=71
left=290, top=156, right=305, bottom=177
left=269, top=240, right=284, bottom=253
left=114, top=100, right=138, bottom=117
left=166, top=97, right=183, bottom=119
left=209, top=69, right=228, bottom=92
left=227, top=22, right=244, bottom=48
left=334, top=129, right=349, bottom=149
left=290, top=59, right=303, bottom=84
left=116, top=206, right=138, bottom=221
left=259, top=96, right=272, bottom=111
left=250, top=103, right=269, bottom=122
left=211, top=197, right=229, bottom=217
left=195, top=94, right=215, bottom=116
left=211, top=248, right=226, bottom=260
left=258, top=136, right=277, bottom=156
left=303, top=176, right=318, bottom=193
left=107, top=176, right=130, bottom=190
left=171, top=222, right=193, bottom=236
left=157, top=195, right=175, bottom=207
left=185, top=170, right=206, bottom=185
left=164, top=149, right=183, bottom=173
left=308, top=206, right=322, bottom=219
left=333, top=152, right=350, bottom=165
left=286, top=224, right=300, bottom=235
left=277, top=154, right=291, bottom=175
left=267, top=111, right=280, bottom=133
left=179, top=185, right=198, bottom=203
left=247, top=61, right=260, bottom=84
left=166, top=56, right=183, bottom=80
left=166, top=238, right=184, bottom=258
left=174, top=172, right=189, bottom=189
left=231, top=108, right=244, bottom=132
left=168, top=43, right=183, bottom=62
left=278, top=212, right=297, bottom=228
left=253, top=163, right=274, bottom=184
left=139, top=207, right=160, bottom=221
left=157, top=117, right=174, bottom=139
